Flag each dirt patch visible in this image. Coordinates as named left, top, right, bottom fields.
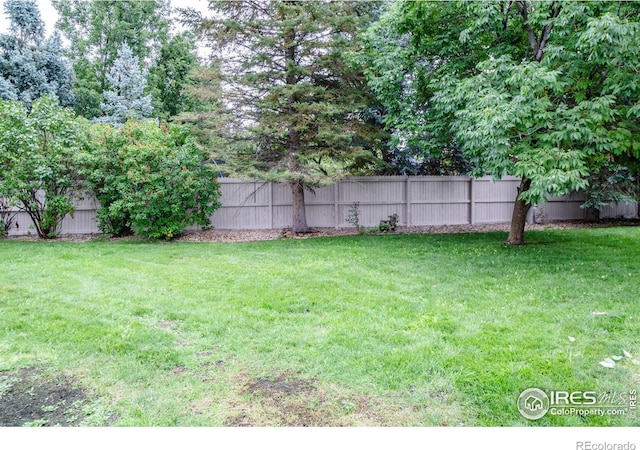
left=224, top=372, right=336, bottom=427
left=222, top=372, right=416, bottom=427
left=243, top=373, right=317, bottom=399
left=170, top=366, right=188, bottom=377
left=157, top=320, right=177, bottom=330
left=0, top=368, right=93, bottom=427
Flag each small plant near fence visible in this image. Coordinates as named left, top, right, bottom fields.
left=378, top=213, right=399, bottom=233
left=0, top=197, right=18, bottom=237
left=346, top=204, right=400, bottom=234
left=345, top=202, right=364, bottom=234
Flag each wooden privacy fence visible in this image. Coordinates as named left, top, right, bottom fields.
left=208, top=176, right=637, bottom=229
left=4, top=176, right=638, bottom=236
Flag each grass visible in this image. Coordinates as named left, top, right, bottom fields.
left=0, top=226, right=639, bottom=426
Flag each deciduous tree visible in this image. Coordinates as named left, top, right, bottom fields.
left=0, top=95, right=85, bottom=238
left=148, top=33, right=198, bottom=121
left=366, top=1, right=640, bottom=244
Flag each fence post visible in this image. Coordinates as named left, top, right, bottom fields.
left=469, top=177, right=476, bottom=225
left=268, top=181, right=274, bottom=229
left=406, top=176, right=412, bottom=227
left=334, top=180, right=340, bottom=229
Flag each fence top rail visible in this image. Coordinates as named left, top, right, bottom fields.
left=217, top=175, right=524, bottom=184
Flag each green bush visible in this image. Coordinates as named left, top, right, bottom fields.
left=80, top=121, right=221, bottom=239
left=0, top=96, right=85, bottom=239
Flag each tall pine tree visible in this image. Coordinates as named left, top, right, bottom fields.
left=188, top=0, right=378, bottom=232
left=94, top=42, right=153, bottom=125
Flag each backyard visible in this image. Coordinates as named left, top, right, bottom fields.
left=0, top=226, right=639, bottom=426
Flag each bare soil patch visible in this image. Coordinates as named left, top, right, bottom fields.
left=0, top=368, right=91, bottom=427
left=243, top=373, right=317, bottom=399
left=222, top=371, right=421, bottom=427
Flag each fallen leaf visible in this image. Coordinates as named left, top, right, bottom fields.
left=592, top=311, right=608, bottom=316
left=599, top=360, right=615, bottom=369
left=623, top=350, right=632, bottom=358
left=568, top=336, right=576, bottom=342
left=611, top=355, right=623, bottom=361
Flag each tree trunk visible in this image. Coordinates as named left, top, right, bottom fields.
left=290, top=180, right=309, bottom=233
left=506, top=177, right=532, bottom=246
left=585, top=206, right=600, bottom=222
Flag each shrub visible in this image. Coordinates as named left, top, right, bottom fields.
left=378, top=214, right=398, bottom=233
left=80, top=121, right=221, bottom=239
left=0, top=96, right=85, bottom=238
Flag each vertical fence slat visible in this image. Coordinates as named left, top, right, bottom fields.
left=268, top=181, right=274, bottom=229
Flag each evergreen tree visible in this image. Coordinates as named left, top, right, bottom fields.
left=0, top=0, right=74, bottom=107
left=175, top=63, right=228, bottom=157
left=189, top=0, right=379, bottom=232
left=94, top=42, right=153, bottom=125
left=52, top=0, right=169, bottom=118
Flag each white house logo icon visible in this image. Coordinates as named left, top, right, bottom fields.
left=526, top=395, right=543, bottom=410
left=518, top=388, right=550, bottom=420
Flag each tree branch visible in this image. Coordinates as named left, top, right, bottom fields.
left=501, top=0, right=514, bottom=32
left=516, top=0, right=562, bottom=62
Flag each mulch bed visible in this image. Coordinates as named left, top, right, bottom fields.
left=3, top=219, right=638, bottom=244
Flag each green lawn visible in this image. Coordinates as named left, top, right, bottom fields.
left=1, top=227, right=639, bottom=426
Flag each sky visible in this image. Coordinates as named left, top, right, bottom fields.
left=0, top=0, right=58, bottom=34
left=0, top=0, right=210, bottom=36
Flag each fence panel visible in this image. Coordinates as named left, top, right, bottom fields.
left=601, top=202, right=638, bottom=219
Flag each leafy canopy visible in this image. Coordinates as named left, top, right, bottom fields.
left=366, top=1, right=640, bottom=205
left=52, top=0, right=170, bottom=118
